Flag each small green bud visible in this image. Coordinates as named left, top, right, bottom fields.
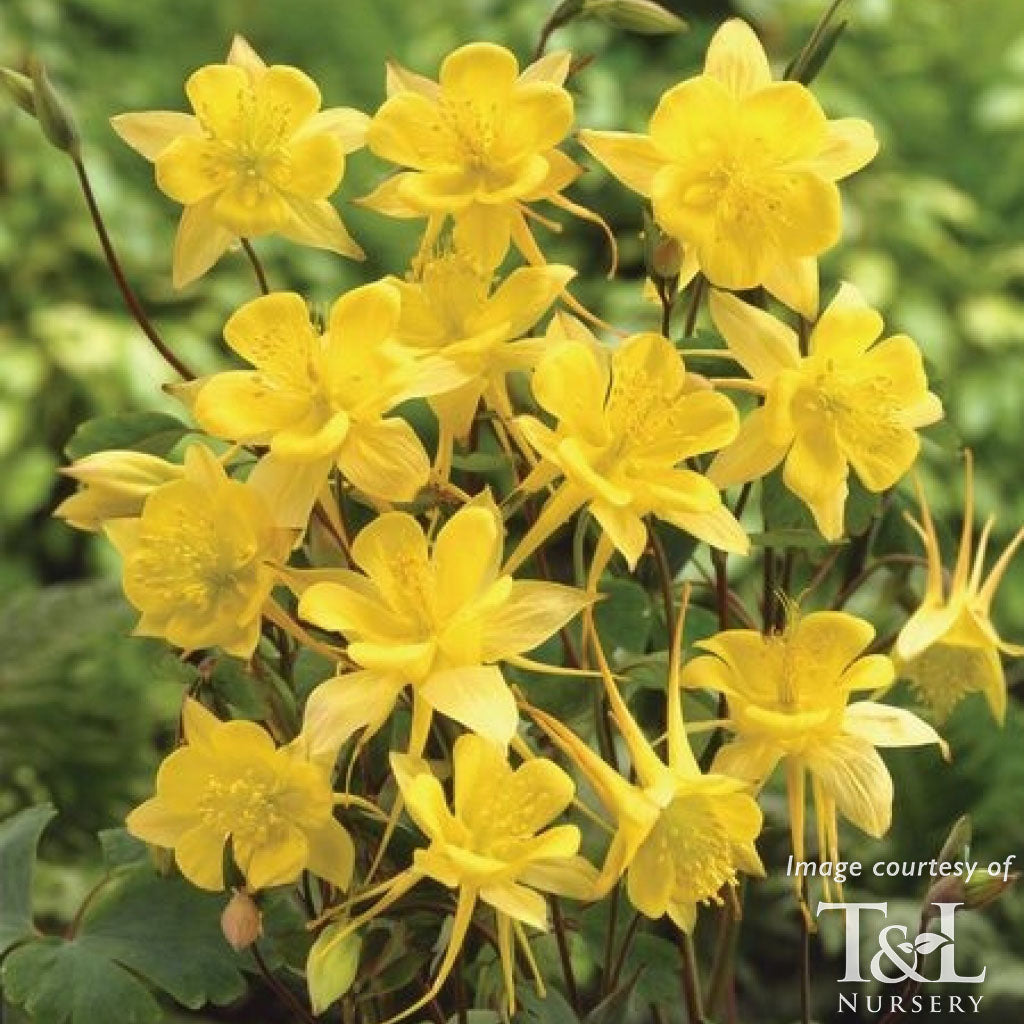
left=28, top=58, right=80, bottom=156
left=936, top=815, right=972, bottom=867
left=964, top=867, right=1019, bottom=912
left=307, top=922, right=362, bottom=1015
left=0, top=68, right=36, bottom=116
left=583, top=0, right=687, bottom=35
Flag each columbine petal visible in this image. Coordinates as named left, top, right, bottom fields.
left=578, top=130, right=663, bottom=196
left=171, top=199, right=234, bottom=288
left=805, top=735, right=893, bottom=839
left=708, top=408, right=790, bottom=488
left=703, top=19, right=772, bottom=98
left=843, top=702, right=948, bottom=758
left=301, top=671, right=406, bottom=762
left=110, top=111, right=200, bottom=160
left=337, top=418, right=430, bottom=502
left=304, top=818, right=355, bottom=890
left=419, top=665, right=517, bottom=747
left=807, top=117, right=879, bottom=180
left=708, top=289, right=801, bottom=382
left=481, top=581, right=591, bottom=662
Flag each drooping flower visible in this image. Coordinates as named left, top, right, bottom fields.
left=192, top=283, right=459, bottom=528
left=579, top=19, right=878, bottom=316
left=105, top=444, right=291, bottom=658
left=506, top=331, right=748, bottom=575
left=297, top=495, right=590, bottom=756
left=128, top=698, right=354, bottom=892
left=681, top=609, right=947, bottom=894
left=112, top=35, right=368, bottom=287
left=311, top=734, right=596, bottom=1021
left=361, top=42, right=611, bottom=274
left=896, top=450, right=1024, bottom=723
left=390, top=242, right=574, bottom=473
left=54, top=450, right=185, bottom=531
left=527, top=597, right=763, bottom=931
left=707, top=284, right=943, bottom=541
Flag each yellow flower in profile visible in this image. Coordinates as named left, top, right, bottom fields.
left=315, top=734, right=596, bottom=1021
left=708, top=285, right=943, bottom=541
left=681, top=610, right=947, bottom=893
left=193, top=283, right=458, bottom=528
left=128, top=698, right=354, bottom=892
left=528, top=601, right=763, bottom=932
left=54, top=450, right=184, bottom=531
left=112, top=35, right=368, bottom=287
left=298, top=496, right=590, bottom=755
left=506, top=332, right=747, bottom=575
left=579, top=19, right=878, bottom=315
left=896, top=450, right=1024, bottom=723
left=362, top=42, right=608, bottom=273
left=105, top=444, right=291, bottom=658
left=391, top=244, right=574, bottom=468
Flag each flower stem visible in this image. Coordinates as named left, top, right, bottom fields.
left=683, top=274, right=706, bottom=338
left=601, top=881, right=621, bottom=996
left=252, top=944, right=318, bottom=1024
left=241, top=237, right=270, bottom=295
left=679, top=932, right=705, bottom=1024
left=551, top=897, right=582, bottom=1014
left=70, top=156, right=195, bottom=380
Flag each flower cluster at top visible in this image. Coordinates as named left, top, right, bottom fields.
left=50, top=20, right=1023, bottom=1023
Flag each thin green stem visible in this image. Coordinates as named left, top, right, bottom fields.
left=679, top=932, right=705, bottom=1024
left=609, top=909, right=643, bottom=991
left=241, top=237, right=270, bottom=294
left=71, top=157, right=194, bottom=380
left=551, top=897, right=582, bottom=1014
left=252, top=944, right=318, bottom=1024
left=683, top=274, right=706, bottom=338
left=602, top=882, right=621, bottom=996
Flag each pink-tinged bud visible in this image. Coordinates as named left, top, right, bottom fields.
left=964, top=868, right=1019, bottom=912
left=221, top=890, right=262, bottom=952
left=652, top=237, right=684, bottom=280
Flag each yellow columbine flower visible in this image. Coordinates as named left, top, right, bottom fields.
left=128, top=698, right=354, bottom=892
left=896, top=450, right=1024, bottom=723
left=297, top=496, right=590, bottom=755
left=54, top=450, right=184, bottom=531
left=708, top=285, right=943, bottom=541
left=506, top=331, right=748, bottom=575
left=314, top=734, right=596, bottom=1021
left=361, top=42, right=610, bottom=274
left=681, top=610, right=947, bottom=893
left=192, top=283, right=458, bottom=528
left=105, top=444, right=291, bottom=658
left=528, top=602, right=764, bottom=932
left=579, top=19, right=878, bottom=315
left=391, top=244, right=574, bottom=471
left=112, top=35, right=368, bottom=287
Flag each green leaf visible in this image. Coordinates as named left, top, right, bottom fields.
left=0, top=804, right=56, bottom=957
left=585, top=966, right=640, bottom=1023
left=3, top=939, right=161, bottom=1024
left=845, top=477, right=882, bottom=537
left=513, top=985, right=579, bottom=1024
left=450, top=451, right=514, bottom=473
left=760, top=467, right=817, bottom=533
left=748, top=529, right=839, bottom=551
left=64, top=412, right=190, bottom=461
left=207, top=657, right=269, bottom=721
left=594, top=578, right=653, bottom=655
left=307, top=923, right=361, bottom=1014
left=2, top=864, right=248, bottom=1024
left=96, top=829, right=148, bottom=872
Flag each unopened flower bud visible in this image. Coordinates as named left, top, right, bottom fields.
left=652, top=236, right=683, bottom=279
left=27, top=58, right=80, bottom=157
left=307, top=922, right=361, bottom=1014
left=583, top=0, right=687, bottom=35
left=221, top=890, right=262, bottom=952
left=964, top=868, right=1019, bottom=912
left=1, top=68, right=36, bottom=116
left=936, top=815, right=972, bottom=866
left=55, top=450, right=184, bottom=531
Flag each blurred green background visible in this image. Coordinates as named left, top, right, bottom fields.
left=2, top=0, right=1024, bottom=1021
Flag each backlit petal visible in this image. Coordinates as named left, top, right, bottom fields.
left=481, top=581, right=590, bottom=661
left=578, top=130, right=663, bottom=197
left=337, top=418, right=430, bottom=502
left=419, top=665, right=517, bottom=746
left=704, top=19, right=772, bottom=98
left=111, top=111, right=200, bottom=160
left=301, top=671, right=405, bottom=762
left=171, top=199, right=234, bottom=289
left=805, top=734, right=893, bottom=838
left=304, top=817, right=355, bottom=889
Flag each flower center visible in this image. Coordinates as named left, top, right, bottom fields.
left=437, top=96, right=499, bottom=169
left=419, top=249, right=492, bottom=341
left=198, top=768, right=284, bottom=843
left=649, top=795, right=738, bottom=906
